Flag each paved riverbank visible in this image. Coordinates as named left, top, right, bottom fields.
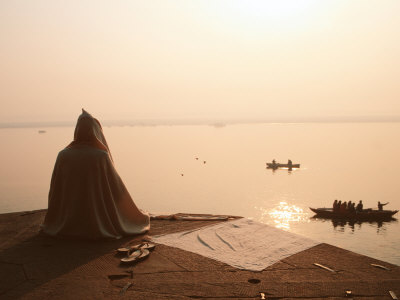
left=0, top=209, right=399, bottom=299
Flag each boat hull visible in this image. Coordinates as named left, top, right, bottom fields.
left=266, top=163, right=300, bottom=169
left=310, top=207, right=398, bottom=221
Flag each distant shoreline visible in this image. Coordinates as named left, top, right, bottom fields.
left=1, top=117, right=400, bottom=129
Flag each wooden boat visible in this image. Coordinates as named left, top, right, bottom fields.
left=266, top=162, right=300, bottom=169
left=310, top=207, right=398, bottom=221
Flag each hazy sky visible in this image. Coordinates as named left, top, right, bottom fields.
left=1, top=0, right=399, bottom=123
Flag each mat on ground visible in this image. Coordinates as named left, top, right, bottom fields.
left=151, top=218, right=320, bottom=271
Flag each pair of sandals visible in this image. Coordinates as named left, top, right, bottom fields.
left=117, top=242, right=156, bottom=264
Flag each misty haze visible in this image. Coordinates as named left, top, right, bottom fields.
left=0, top=1, right=399, bottom=298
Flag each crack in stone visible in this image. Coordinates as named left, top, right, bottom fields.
left=156, top=251, right=190, bottom=272
left=21, top=264, right=29, bottom=281
left=0, top=260, right=24, bottom=266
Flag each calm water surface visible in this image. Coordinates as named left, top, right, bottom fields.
left=0, top=123, right=399, bottom=265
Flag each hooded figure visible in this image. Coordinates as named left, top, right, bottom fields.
left=42, top=109, right=150, bottom=239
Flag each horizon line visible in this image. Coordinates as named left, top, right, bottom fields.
left=1, top=116, right=400, bottom=129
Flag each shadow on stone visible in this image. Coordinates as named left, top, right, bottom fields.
left=0, top=210, right=144, bottom=299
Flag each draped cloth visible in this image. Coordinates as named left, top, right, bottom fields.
left=42, top=109, right=150, bottom=239
left=151, top=218, right=319, bottom=271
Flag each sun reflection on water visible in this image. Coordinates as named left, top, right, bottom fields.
left=256, top=201, right=309, bottom=230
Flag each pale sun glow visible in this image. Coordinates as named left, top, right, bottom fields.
left=230, top=0, right=319, bottom=20
left=209, top=0, right=324, bottom=35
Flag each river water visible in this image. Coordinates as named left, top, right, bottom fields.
left=0, top=122, right=399, bottom=265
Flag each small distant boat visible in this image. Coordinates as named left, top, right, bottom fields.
left=266, top=162, right=300, bottom=169
left=310, top=207, right=398, bottom=221
left=38, top=130, right=46, bottom=134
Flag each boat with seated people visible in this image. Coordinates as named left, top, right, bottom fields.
left=309, top=207, right=398, bottom=221
left=266, top=162, right=300, bottom=169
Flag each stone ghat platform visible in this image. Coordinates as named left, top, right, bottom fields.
left=0, top=210, right=399, bottom=299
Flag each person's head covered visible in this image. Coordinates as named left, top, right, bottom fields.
left=68, top=109, right=113, bottom=161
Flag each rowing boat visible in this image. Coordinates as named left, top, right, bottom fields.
left=309, top=207, right=398, bottom=220
left=266, top=163, right=300, bottom=169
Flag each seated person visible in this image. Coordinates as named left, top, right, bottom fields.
left=41, top=109, right=150, bottom=239
left=336, top=200, right=342, bottom=213
left=356, top=200, right=363, bottom=212
left=333, top=199, right=338, bottom=212
left=347, top=201, right=356, bottom=213
left=340, top=201, right=347, bottom=213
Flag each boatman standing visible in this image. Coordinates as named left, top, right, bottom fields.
left=378, top=201, right=389, bottom=211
